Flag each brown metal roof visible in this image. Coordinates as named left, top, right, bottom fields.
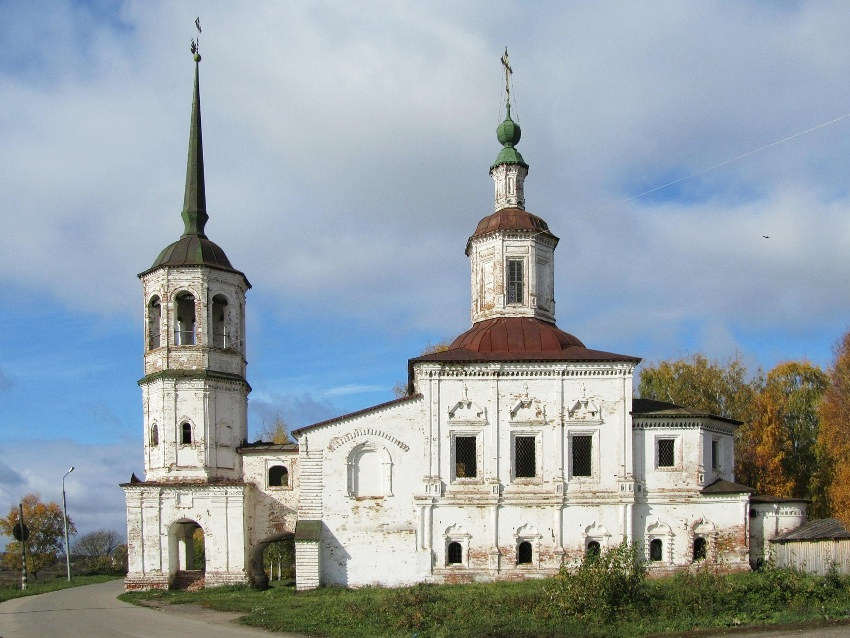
left=466, top=207, right=559, bottom=253
left=140, top=234, right=249, bottom=284
left=701, top=478, right=755, bottom=494
left=412, top=317, right=640, bottom=364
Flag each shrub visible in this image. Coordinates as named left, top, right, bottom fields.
left=545, top=541, right=647, bottom=621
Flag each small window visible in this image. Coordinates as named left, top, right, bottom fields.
left=455, top=436, right=477, bottom=479
left=649, top=538, right=663, bottom=562
left=693, top=537, right=707, bottom=561
left=268, top=465, right=288, bottom=487
left=175, top=293, right=196, bottom=345
left=517, top=541, right=533, bottom=565
left=711, top=440, right=720, bottom=470
left=657, top=439, right=675, bottom=468
left=572, top=435, right=593, bottom=477
left=148, top=297, right=161, bottom=350
left=212, top=295, right=228, bottom=348
left=515, top=436, right=536, bottom=478
left=507, top=259, right=524, bottom=304
left=181, top=422, right=192, bottom=445
left=586, top=541, right=601, bottom=559
left=447, top=541, right=463, bottom=565
left=150, top=423, right=159, bottom=447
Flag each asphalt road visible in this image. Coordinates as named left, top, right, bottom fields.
left=0, top=580, right=308, bottom=638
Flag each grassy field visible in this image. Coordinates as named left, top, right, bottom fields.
left=0, top=574, right=120, bottom=603
left=120, top=566, right=850, bottom=638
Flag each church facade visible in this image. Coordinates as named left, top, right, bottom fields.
left=122, top=55, right=806, bottom=591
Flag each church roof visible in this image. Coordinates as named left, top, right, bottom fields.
left=631, top=398, right=742, bottom=425
left=412, top=317, right=640, bottom=364
left=700, top=478, right=755, bottom=494
left=466, top=207, right=558, bottom=252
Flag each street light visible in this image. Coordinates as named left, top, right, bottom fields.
left=62, top=466, right=74, bottom=582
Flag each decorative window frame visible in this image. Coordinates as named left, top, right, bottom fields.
left=584, top=522, right=611, bottom=554
left=265, top=459, right=292, bottom=490
left=179, top=419, right=196, bottom=447
left=510, top=429, right=543, bottom=484
left=514, top=523, right=542, bottom=568
left=654, top=435, right=681, bottom=471
left=444, top=524, right=471, bottom=568
left=646, top=521, right=674, bottom=564
left=346, top=442, right=393, bottom=499
left=450, top=430, right=483, bottom=484
left=567, top=429, right=600, bottom=482
left=505, top=256, right=527, bottom=306
left=689, top=518, right=717, bottom=563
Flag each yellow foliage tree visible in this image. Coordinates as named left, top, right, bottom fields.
left=0, top=493, right=76, bottom=580
left=818, top=331, right=850, bottom=526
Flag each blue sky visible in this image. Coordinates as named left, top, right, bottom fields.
left=2, top=1, right=850, bottom=540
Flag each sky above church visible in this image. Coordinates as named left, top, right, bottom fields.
left=2, top=1, right=850, bottom=538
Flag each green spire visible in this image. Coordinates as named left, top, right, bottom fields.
left=181, top=51, right=208, bottom=238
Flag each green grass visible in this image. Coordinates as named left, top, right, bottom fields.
left=0, top=574, right=120, bottom=603
left=119, top=567, right=850, bottom=638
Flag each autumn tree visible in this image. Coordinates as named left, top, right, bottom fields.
left=817, top=331, right=850, bottom=526
left=637, top=354, right=763, bottom=484
left=0, top=493, right=76, bottom=579
left=747, top=362, right=828, bottom=501
left=257, top=413, right=291, bottom=444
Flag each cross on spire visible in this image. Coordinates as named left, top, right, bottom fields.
left=501, top=47, right=513, bottom=110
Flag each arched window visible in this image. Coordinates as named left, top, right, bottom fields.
left=181, top=422, right=192, bottom=445
left=586, top=540, right=601, bottom=559
left=175, top=293, right=196, bottom=345
left=211, top=295, right=228, bottom=348
left=517, top=541, right=533, bottom=565
left=693, top=537, right=707, bottom=561
left=649, top=538, right=663, bottom=562
left=447, top=541, right=463, bottom=564
left=150, top=423, right=159, bottom=447
left=148, top=296, right=161, bottom=350
left=268, top=465, right=289, bottom=487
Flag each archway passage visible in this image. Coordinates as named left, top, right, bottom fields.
left=169, top=520, right=205, bottom=590
left=249, top=532, right=295, bottom=589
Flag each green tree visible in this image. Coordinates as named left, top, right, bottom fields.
left=0, top=493, right=76, bottom=580
left=818, top=331, right=850, bottom=525
left=638, top=354, right=763, bottom=484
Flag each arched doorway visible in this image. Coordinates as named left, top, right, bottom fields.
left=168, top=519, right=205, bottom=589
left=248, top=532, right=295, bottom=589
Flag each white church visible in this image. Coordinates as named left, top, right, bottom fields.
left=122, top=52, right=807, bottom=591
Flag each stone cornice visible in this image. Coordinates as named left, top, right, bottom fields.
left=138, top=368, right=251, bottom=390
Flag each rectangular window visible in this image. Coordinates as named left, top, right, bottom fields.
left=572, top=435, right=593, bottom=477
left=515, top=436, right=536, bottom=478
left=711, top=440, right=720, bottom=470
left=657, top=439, right=675, bottom=468
left=507, top=259, right=524, bottom=304
left=455, top=436, right=477, bottom=478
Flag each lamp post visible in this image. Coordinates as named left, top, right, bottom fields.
left=62, top=466, right=74, bottom=582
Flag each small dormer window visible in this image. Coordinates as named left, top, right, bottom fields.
left=507, top=259, right=524, bottom=304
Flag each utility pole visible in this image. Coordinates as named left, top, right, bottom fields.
left=62, top=466, right=74, bottom=582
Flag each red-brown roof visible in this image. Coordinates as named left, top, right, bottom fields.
left=412, top=317, right=640, bottom=363
left=466, top=207, right=558, bottom=253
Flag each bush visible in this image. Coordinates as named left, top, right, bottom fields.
left=546, top=541, right=647, bottom=622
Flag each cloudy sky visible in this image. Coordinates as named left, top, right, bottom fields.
left=2, top=1, right=849, bottom=539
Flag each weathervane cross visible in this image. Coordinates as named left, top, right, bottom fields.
left=501, top=47, right=512, bottom=107
left=191, top=17, right=201, bottom=56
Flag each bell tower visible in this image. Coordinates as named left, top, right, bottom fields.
left=466, top=50, right=558, bottom=326
left=138, top=48, right=251, bottom=483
